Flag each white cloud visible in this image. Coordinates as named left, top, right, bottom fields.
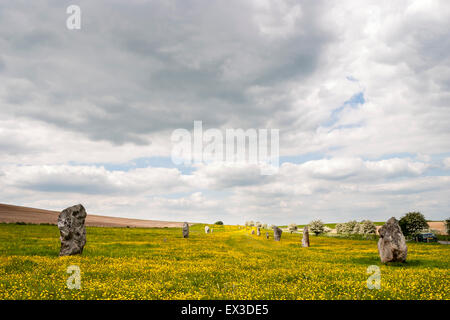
left=0, top=0, right=449, bottom=224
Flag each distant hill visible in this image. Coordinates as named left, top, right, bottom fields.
left=0, top=203, right=187, bottom=228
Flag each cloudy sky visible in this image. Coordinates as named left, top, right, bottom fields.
left=1, top=0, right=449, bottom=225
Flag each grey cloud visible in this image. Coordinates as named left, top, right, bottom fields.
left=0, top=0, right=331, bottom=145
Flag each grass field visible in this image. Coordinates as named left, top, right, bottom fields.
left=0, top=223, right=448, bottom=300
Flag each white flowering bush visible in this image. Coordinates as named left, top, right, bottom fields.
left=336, top=220, right=376, bottom=236
left=360, top=220, right=376, bottom=235
left=352, top=223, right=362, bottom=234
left=336, top=223, right=345, bottom=234
left=309, top=220, right=325, bottom=236
left=342, top=220, right=358, bottom=234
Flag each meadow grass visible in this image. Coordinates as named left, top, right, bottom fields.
left=0, top=223, right=448, bottom=300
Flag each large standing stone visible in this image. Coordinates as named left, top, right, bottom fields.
left=378, top=217, right=408, bottom=263
left=257, top=227, right=261, bottom=236
left=182, top=222, right=189, bottom=238
left=58, top=204, right=87, bottom=256
left=265, top=232, right=269, bottom=239
left=273, top=226, right=282, bottom=241
left=302, top=226, right=310, bottom=247
left=205, top=226, right=210, bottom=234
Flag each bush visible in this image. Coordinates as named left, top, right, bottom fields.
left=262, top=223, right=268, bottom=229
left=399, top=212, right=428, bottom=237
left=245, top=221, right=255, bottom=227
left=336, top=220, right=376, bottom=236
left=214, top=221, right=223, bottom=225
left=344, top=220, right=358, bottom=234
left=309, top=220, right=325, bottom=236
left=336, top=220, right=358, bottom=234
left=352, top=223, right=362, bottom=234
left=360, top=220, right=376, bottom=235
left=336, top=223, right=345, bottom=234
left=255, top=221, right=262, bottom=228
left=288, top=223, right=298, bottom=232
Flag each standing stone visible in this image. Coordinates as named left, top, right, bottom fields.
left=265, top=232, right=269, bottom=239
left=182, top=222, right=189, bottom=238
left=257, top=227, right=261, bottom=236
left=57, top=204, right=87, bottom=256
left=302, top=226, right=310, bottom=247
left=273, top=226, right=282, bottom=241
left=251, top=229, right=255, bottom=235
left=378, top=217, right=408, bottom=263
left=205, top=225, right=210, bottom=234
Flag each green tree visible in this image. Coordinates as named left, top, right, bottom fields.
left=398, top=212, right=428, bottom=237
left=214, top=221, right=223, bottom=225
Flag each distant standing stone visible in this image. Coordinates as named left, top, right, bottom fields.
left=205, top=226, right=210, bottom=234
left=251, top=229, right=255, bottom=235
left=302, top=226, right=310, bottom=247
left=265, top=232, right=269, bottom=239
left=273, top=226, right=282, bottom=241
left=57, top=204, right=87, bottom=256
left=182, top=222, right=189, bottom=238
left=378, top=217, right=408, bottom=263
left=257, top=227, right=261, bottom=236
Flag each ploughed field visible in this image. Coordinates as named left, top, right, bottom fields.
left=0, top=203, right=185, bottom=228
left=0, top=223, right=448, bottom=300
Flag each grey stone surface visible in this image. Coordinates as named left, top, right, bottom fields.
left=57, top=204, right=87, bottom=256
left=182, top=222, right=189, bottom=238
left=257, top=227, right=261, bottom=236
left=302, top=226, right=310, bottom=247
left=265, top=232, right=269, bottom=239
left=378, top=217, right=408, bottom=263
left=273, top=226, right=282, bottom=241
left=251, top=229, right=255, bottom=235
